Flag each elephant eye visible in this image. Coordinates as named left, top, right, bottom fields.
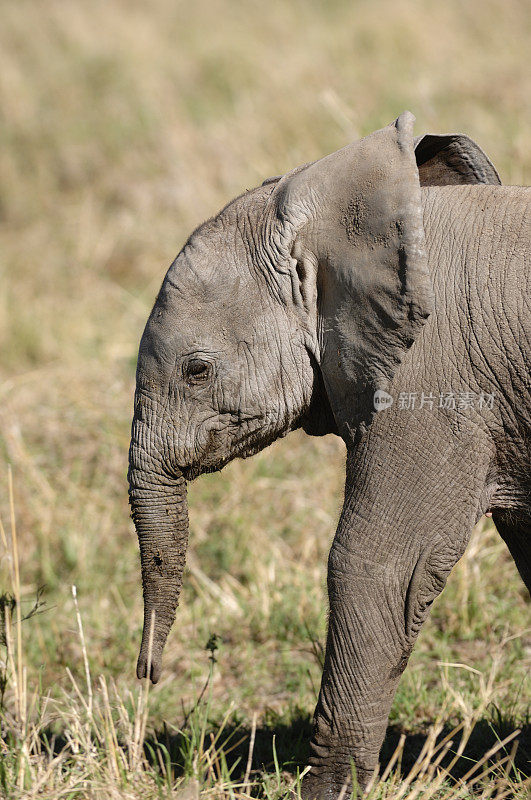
left=184, top=358, right=211, bottom=385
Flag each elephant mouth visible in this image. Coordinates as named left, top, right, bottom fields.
left=180, top=417, right=297, bottom=482
left=180, top=462, right=218, bottom=481
left=180, top=447, right=249, bottom=482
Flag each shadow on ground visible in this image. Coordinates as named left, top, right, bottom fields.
left=35, top=708, right=529, bottom=793
left=146, top=708, right=530, bottom=790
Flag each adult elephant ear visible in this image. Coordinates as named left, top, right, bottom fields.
left=266, top=111, right=433, bottom=440
left=414, top=132, right=501, bottom=185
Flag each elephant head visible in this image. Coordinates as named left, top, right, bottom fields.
left=128, top=112, right=499, bottom=682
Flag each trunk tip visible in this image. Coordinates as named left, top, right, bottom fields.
left=137, top=649, right=162, bottom=684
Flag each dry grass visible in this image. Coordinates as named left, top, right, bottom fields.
left=0, top=1, right=530, bottom=797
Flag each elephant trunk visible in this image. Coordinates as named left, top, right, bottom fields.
left=128, top=431, right=189, bottom=684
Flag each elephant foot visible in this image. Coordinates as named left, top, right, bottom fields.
left=301, top=766, right=376, bottom=799
left=300, top=775, right=340, bottom=800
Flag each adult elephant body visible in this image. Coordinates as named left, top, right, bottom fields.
left=128, top=113, right=530, bottom=798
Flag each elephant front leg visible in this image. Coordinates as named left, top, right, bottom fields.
left=303, top=549, right=418, bottom=796
left=302, top=429, right=490, bottom=799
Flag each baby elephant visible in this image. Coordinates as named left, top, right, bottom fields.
left=128, top=112, right=530, bottom=798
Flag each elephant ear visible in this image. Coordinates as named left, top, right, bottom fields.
left=267, top=111, right=433, bottom=439
left=261, top=175, right=282, bottom=186
left=414, top=133, right=501, bottom=185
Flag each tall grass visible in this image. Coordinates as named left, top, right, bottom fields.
left=0, top=480, right=529, bottom=797
left=0, top=0, right=529, bottom=797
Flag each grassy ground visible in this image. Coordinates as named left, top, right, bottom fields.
left=0, top=0, right=530, bottom=797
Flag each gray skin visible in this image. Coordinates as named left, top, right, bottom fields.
left=128, top=112, right=530, bottom=798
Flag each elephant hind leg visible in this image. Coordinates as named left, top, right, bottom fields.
left=492, top=511, right=531, bottom=595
